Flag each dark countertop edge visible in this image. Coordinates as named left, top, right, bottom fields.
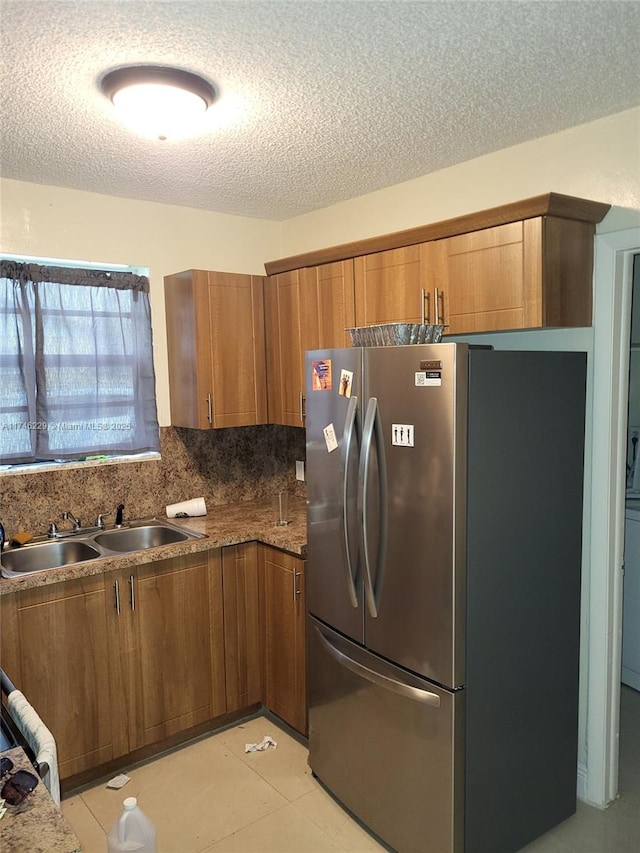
left=0, top=499, right=307, bottom=595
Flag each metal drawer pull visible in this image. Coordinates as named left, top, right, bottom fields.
left=114, top=579, right=120, bottom=615
left=316, top=627, right=440, bottom=707
left=129, top=575, right=135, bottom=611
left=206, top=393, right=213, bottom=424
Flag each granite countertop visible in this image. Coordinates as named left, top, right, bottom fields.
left=0, top=747, right=81, bottom=853
left=0, top=497, right=308, bottom=595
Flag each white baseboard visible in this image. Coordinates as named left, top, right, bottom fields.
left=576, top=761, right=588, bottom=802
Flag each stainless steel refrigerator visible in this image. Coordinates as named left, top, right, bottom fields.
left=305, top=342, right=586, bottom=853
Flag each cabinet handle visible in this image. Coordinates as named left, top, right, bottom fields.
left=114, top=579, right=120, bottom=616
left=434, top=287, right=444, bottom=325
left=420, top=288, right=430, bottom=324
left=129, top=575, right=135, bottom=611
left=292, top=569, right=299, bottom=603
left=206, top=393, right=213, bottom=425
left=299, top=391, right=306, bottom=424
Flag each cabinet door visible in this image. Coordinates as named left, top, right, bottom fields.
left=300, top=260, right=356, bottom=349
left=164, top=270, right=267, bottom=428
left=432, top=217, right=595, bottom=334
left=221, top=543, right=262, bottom=712
left=354, top=244, right=433, bottom=326
left=259, top=546, right=307, bottom=734
left=108, top=550, right=226, bottom=751
left=208, top=273, right=268, bottom=427
left=432, top=221, right=536, bottom=334
left=265, top=270, right=305, bottom=426
left=265, top=261, right=355, bottom=425
left=1, top=576, right=120, bottom=780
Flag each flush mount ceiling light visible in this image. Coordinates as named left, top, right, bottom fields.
left=101, top=66, right=216, bottom=141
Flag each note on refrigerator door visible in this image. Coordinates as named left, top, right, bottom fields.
left=323, top=423, right=339, bottom=452
left=312, top=359, right=333, bottom=390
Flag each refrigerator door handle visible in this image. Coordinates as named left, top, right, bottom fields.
left=359, top=396, right=388, bottom=619
left=315, top=625, right=441, bottom=707
left=342, top=394, right=360, bottom=608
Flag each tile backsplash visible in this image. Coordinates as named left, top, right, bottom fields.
left=0, top=425, right=306, bottom=535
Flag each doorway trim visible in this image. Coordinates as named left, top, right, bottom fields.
left=586, top=227, right=639, bottom=806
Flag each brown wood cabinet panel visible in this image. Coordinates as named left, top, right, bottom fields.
left=259, top=545, right=306, bottom=735
left=164, top=269, right=267, bottom=428
left=1, top=576, right=119, bottom=779
left=433, top=216, right=595, bottom=334
left=433, top=221, right=533, bottom=334
left=354, top=244, right=434, bottom=326
left=300, top=260, right=356, bottom=349
left=265, top=270, right=305, bottom=426
left=266, top=261, right=354, bottom=425
left=107, top=550, right=225, bottom=752
left=222, top=543, right=262, bottom=712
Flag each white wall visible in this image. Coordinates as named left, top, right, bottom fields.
left=280, top=107, right=640, bottom=255
left=0, top=179, right=282, bottom=425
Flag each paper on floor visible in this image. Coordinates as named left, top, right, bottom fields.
left=106, top=773, right=131, bottom=789
left=244, top=735, right=278, bottom=752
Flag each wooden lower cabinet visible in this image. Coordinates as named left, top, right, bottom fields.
left=221, top=543, right=262, bottom=712
left=0, top=575, right=122, bottom=779
left=106, top=549, right=226, bottom=752
left=0, top=542, right=308, bottom=781
left=258, top=545, right=307, bottom=734
left=0, top=551, right=226, bottom=781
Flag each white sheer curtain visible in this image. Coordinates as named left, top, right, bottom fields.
left=0, top=261, right=160, bottom=464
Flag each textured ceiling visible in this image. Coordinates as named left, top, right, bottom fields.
left=1, top=0, right=639, bottom=221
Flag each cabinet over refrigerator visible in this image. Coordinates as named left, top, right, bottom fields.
left=305, top=342, right=587, bottom=853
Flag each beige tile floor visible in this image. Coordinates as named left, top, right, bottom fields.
left=63, top=688, right=640, bottom=853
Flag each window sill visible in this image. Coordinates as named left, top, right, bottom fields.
left=0, top=452, right=161, bottom=477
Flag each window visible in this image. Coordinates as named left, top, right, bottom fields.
left=0, top=259, right=160, bottom=465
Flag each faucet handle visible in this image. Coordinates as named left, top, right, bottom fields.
left=95, top=513, right=110, bottom=529
left=61, top=511, right=81, bottom=530
left=48, top=521, right=59, bottom=538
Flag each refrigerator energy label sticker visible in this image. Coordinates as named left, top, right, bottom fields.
left=323, top=423, right=339, bottom=453
left=415, top=371, right=442, bottom=387
left=312, top=359, right=332, bottom=391
left=392, top=424, right=414, bottom=447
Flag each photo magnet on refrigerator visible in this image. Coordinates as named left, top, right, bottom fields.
left=323, top=423, right=338, bottom=452
left=312, top=359, right=333, bottom=390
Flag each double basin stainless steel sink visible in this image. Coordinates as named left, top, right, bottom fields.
left=0, top=519, right=206, bottom=579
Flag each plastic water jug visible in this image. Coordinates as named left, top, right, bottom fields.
left=107, top=796, right=157, bottom=852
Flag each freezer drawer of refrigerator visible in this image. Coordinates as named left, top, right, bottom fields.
left=308, top=618, right=464, bottom=853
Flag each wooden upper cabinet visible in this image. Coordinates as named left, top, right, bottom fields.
left=265, top=260, right=355, bottom=426
left=301, top=260, right=356, bottom=349
left=431, top=216, right=597, bottom=334
left=266, top=194, right=609, bottom=339
left=265, top=269, right=305, bottom=426
left=164, top=269, right=267, bottom=428
left=354, top=244, right=435, bottom=326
